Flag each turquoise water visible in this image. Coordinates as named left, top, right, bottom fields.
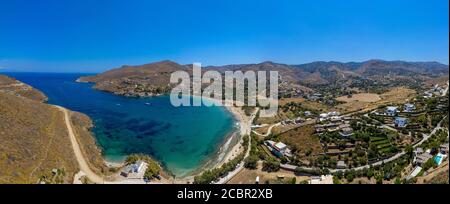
left=4, top=72, right=236, bottom=176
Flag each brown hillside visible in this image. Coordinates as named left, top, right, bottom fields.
left=0, top=75, right=48, bottom=102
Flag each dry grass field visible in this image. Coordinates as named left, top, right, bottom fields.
left=335, top=87, right=417, bottom=114
left=0, top=77, right=106, bottom=183
left=0, top=75, right=48, bottom=102
left=227, top=163, right=309, bottom=184
left=0, top=92, right=78, bottom=183
left=277, top=125, right=322, bottom=156
left=336, top=93, right=381, bottom=103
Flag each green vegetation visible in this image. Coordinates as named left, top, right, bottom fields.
left=244, top=155, right=259, bottom=169
left=262, top=158, right=281, bottom=172
left=193, top=135, right=250, bottom=184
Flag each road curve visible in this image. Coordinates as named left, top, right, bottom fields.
left=55, top=106, right=105, bottom=184
left=252, top=123, right=281, bottom=137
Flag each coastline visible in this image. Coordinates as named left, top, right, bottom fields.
left=68, top=80, right=252, bottom=182
left=197, top=96, right=252, bottom=168
left=168, top=96, right=253, bottom=183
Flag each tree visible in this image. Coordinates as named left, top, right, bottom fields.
left=417, top=115, right=428, bottom=128
left=345, top=170, right=356, bottom=183
left=422, top=158, right=437, bottom=171
left=405, top=145, right=414, bottom=161
left=290, top=177, right=297, bottom=184
left=262, top=159, right=280, bottom=172
left=244, top=155, right=259, bottom=169
left=144, top=161, right=161, bottom=180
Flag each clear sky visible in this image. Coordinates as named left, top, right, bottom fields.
left=0, top=0, right=448, bottom=72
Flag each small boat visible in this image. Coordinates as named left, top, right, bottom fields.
left=116, top=103, right=121, bottom=106
left=145, top=102, right=151, bottom=106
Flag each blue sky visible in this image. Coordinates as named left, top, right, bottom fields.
left=0, top=0, right=448, bottom=72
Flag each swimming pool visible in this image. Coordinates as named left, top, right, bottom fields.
left=434, top=154, right=445, bottom=166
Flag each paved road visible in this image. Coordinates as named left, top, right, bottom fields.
left=278, top=117, right=447, bottom=174
left=331, top=118, right=446, bottom=172
left=56, top=106, right=105, bottom=184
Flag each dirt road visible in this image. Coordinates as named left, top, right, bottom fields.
left=56, top=106, right=104, bottom=184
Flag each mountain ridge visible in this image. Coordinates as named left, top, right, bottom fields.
left=77, top=59, right=449, bottom=97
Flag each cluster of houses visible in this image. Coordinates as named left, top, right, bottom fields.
left=264, top=140, right=293, bottom=158
left=315, top=112, right=354, bottom=137
left=318, top=111, right=343, bottom=122
left=374, top=103, right=418, bottom=128
left=378, top=103, right=416, bottom=116
left=281, top=117, right=305, bottom=126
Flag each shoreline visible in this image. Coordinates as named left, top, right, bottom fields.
left=68, top=82, right=251, bottom=182
left=169, top=96, right=252, bottom=183
left=197, top=96, right=252, bottom=168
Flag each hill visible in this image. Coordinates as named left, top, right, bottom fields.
left=0, top=76, right=105, bottom=184
left=0, top=75, right=48, bottom=102
left=77, top=60, right=449, bottom=98
left=77, top=60, right=189, bottom=97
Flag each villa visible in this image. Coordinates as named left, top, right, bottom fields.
left=318, top=111, right=341, bottom=122
left=120, top=160, right=147, bottom=178
left=404, top=103, right=416, bottom=112
left=386, top=106, right=398, bottom=116
left=394, top=117, right=408, bottom=128
left=339, top=127, right=354, bottom=137
left=337, top=161, right=347, bottom=169
left=414, top=152, right=433, bottom=166
left=414, top=147, right=424, bottom=156
left=309, top=175, right=333, bottom=184
left=265, top=141, right=289, bottom=158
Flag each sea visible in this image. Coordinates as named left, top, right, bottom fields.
left=4, top=72, right=237, bottom=177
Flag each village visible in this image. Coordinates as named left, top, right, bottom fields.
left=226, top=82, right=449, bottom=184
left=78, top=82, right=449, bottom=185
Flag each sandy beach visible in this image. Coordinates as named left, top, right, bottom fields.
left=215, top=103, right=250, bottom=167
left=167, top=96, right=254, bottom=183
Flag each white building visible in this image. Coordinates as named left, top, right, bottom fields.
left=309, top=175, right=333, bottom=184
left=404, top=103, right=416, bottom=112
left=385, top=106, right=398, bottom=116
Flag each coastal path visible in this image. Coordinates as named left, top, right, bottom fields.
left=56, top=106, right=105, bottom=184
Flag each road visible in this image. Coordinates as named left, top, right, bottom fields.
left=329, top=117, right=446, bottom=172
left=56, top=106, right=105, bottom=184
left=277, top=117, right=447, bottom=174
left=252, top=123, right=281, bottom=137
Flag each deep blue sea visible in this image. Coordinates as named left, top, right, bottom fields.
left=4, top=72, right=236, bottom=177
